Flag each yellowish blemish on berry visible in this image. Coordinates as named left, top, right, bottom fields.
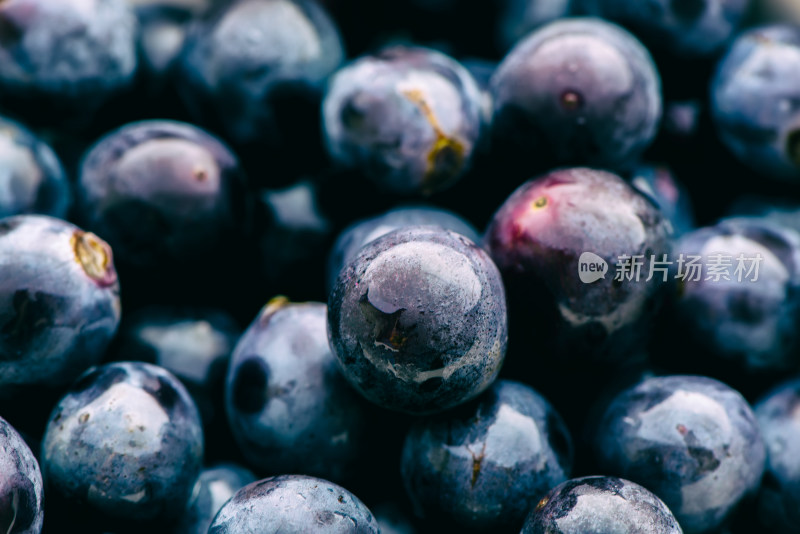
left=401, top=88, right=465, bottom=193
left=532, top=196, right=548, bottom=209
left=388, top=327, right=407, bottom=350
left=261, top=295, right=290, bottom=321
left=72, top=231, right=110, bottom=281
left=535, top=495, right=549, bottom=512
left=470, top=442, right=487, bottom=489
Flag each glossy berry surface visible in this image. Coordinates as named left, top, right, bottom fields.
left=711, top=25, right=800, bottom=183
left=176, top=463, right=256, bottom=534
left=326, top=205, right=480, bottom=292
left=484, top=167, right=672, bottom=361
left=208, top=474, right=379, bottom=534
left=0, top=416, right=44, bottom=534
left=401, top=379, right=573, bottom=530
left=77, top=120, right=247, bottom=268
left=132, top=0, right=211, bottom=86
left=41, top=361, right=204, bottom=527
left=0, top=0, right=138, bottom=123
left=0, top=115, right=70, bottom=219
left=521, top=476, right=683, bottom=534
left=328, top=226, right=508, bottom=415
left=491, top=18, right=661, bottom=171
left=594, top=375, right=765, bottom=533
left=110, top=306, right=240, bottom=429
left=0, top=215, right=121, bottom=396
left=668, top=217, right=800, bottom=374
left=226, top=298, right=367, bottom=482
left=323, top=46, right=484, bottom=195
left=753, top=378, right=800, bottom=534
left=177, top=0, right=344, bottom=148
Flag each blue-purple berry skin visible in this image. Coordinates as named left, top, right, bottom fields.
left=671, top=217, right=800, bottom=373
left=226, top=299, right=367, bottom=482
left=0, top=416, right=44, bottom=534
left=326, top=205, right=480, bottom=292
left=711, top=25, right=800, bottom=183
left=78, top=119, right=246, bottom=268
left=0, top=0, right=138, bottom=116
left=484, top=167, right=673, bottom=361
left=0, top=215, right=121, bottom=396
left=176, top=463, right=257, bottom=534
left=491, top=18, right=661, bottom=171
left=401, top=380, right=573, bottom=530
left=111, top=306, right=240, bottom=427
left=41, top=362, right=204, bottom=525
left=323, top=46, right=484, bottom=196
left=595, top=375, right=766, bottom=533
left=131, top=0, right=211, bottom=85
left=208, top=474, right=379, bottom=534
left=521, top=476, right=683, bottom=534
left=0, top=115, right=71, bottom=219
left=754, top=378, right=800, bottom=533
left=328, top=226, right=508, bottom=415
left=177, top=0, right=344, bottom=147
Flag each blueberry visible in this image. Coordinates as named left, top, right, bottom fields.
left=77, top=119, right=248, bottom=269
left=41, top=361, right=204, bottom=527
left=669, top=217, right=800, bottom=373
left=0, top=0, right=138, bottom=124
left=326, top=205, right=480, bottom=292
left=594, top=375, right=766, bottom=533
left=176, top=0, right=344, bottom=175
left=491, top=18, right=662, bottom=171
left=753, top=377, right=800, bottom=533
left=110, top=306, right=241, bottom=432
left=328, top=226, right=508, bottom=415
left=323, top=46, right=485, bottom=195
left=711, top=25, right=800, bottom=182
left=484, top=167, right=672, bottom=361
left=401, top=379, right=573, bottom=530
left=576, top=0, right=749, bottom=58
left=176, top=463, right=256, bottom=534
left=258, top=179, right=334, bottom=290
left=521, top=476, right=683, bottom=534
left=0, top=215, right=121, bottom=396
left=131, top=0, right=211, bottom=87
left=630, top=164, right=695, bottom=237
left=0, top=416, right=44, bottom=534
left=496, top=0, right=573, bottom=51
left=226, top=297, right=368, bottom=482
left=208, top=474, right=379, bottom=534
left=0, top=115, right=70, bottom=219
